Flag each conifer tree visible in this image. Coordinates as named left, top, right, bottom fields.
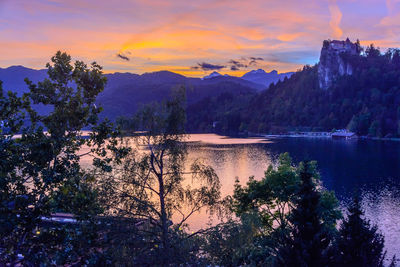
left=336, top=195, right=385, bottom=267
left=278, top=161, right=330, bottom=267
left=389, top=255, right=397, bottom=267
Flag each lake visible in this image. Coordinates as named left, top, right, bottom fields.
left=184, top=134, right=400, bottom=259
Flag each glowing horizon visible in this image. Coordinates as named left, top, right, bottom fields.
left=0, top=0, right=399, bottom=77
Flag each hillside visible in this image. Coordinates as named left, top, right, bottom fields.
left=97, top=71, right=261, bottom=120
left=3, top=40, right=399, bottom=138
left=187, top=41, right=400, bottom=137
left=0, top=66, right=48, bottom=96
left=202, top=70, right=294, bottom=88
left=0, top=67, right=262, bottom=120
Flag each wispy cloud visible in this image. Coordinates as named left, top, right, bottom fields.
left=117, top=53, right=130, bottom=61
left=226, top=57, right=264, bottom=71
left=192, top=62, right=225, bottom=71
left=0, top=0, right=397, bottom=77
left=249, top=57, right=264, bottom=65
left=329, top=0, right=343, bottom=38
left=229, top=59, right=247, bottom=70
left=379, top=0, right=400, bottom=38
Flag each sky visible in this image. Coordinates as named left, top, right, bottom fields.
left=0, top=0, right=399, bottom=77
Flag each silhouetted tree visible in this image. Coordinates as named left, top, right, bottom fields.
left=336, top=195, right=385, bottom=267
left=389, top=255, right=397, bottom=267
left=0, top=52, right=120, bottom=265
left=277, top=161, right=330, bottom=267
left=98, top=87, right=221, bottom=265
left=229, top=154, right=341, bottom=266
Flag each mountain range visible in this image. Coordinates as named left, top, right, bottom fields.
left=0, top=66, right=291, bottom=120
left=202, top=69, right=293, bottom=87
left=241, top=69, right=293, bottom=87
left=2, top=39, right=398, bottom=138
left=187, top=39, right=400, bottom=137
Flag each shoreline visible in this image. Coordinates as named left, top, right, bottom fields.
left=259, top=134, right=400, bottom=142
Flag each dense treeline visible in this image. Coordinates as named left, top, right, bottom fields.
left=186, top=44, right=400, bottom=137
left=0, top=52, right=395, bottom=266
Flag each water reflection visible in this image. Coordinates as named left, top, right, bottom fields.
left=184, top=134, right=400, bottom=259
left=80, top=134, right=399, bottom=258
left=186, top=144, right=271, bottom=197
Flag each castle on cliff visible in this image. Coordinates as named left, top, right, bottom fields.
left=318, top=38, right=360, bottom=89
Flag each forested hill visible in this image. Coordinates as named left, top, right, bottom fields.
left=0, top=67, right=262, bottom=120
left=187, top=43, right=400, bottom=138
left=2, top=42, right=400, bottom=138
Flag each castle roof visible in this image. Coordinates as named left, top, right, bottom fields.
left=331, top=38, right=352, bottom=45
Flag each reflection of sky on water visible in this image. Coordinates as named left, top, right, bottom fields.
left=186, top=143, right=271, bottom=197
left=79, top=134, right=399, bottom=259
left=359, top=184, right=400, bottom=262
left=184, top=135, right=400, bottom=260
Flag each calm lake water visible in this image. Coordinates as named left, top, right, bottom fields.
left=184, top=134, right=400, bottom=259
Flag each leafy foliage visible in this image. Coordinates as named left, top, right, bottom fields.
left=98, top=87, right=221, bottom=265
left=0, top=51, right=118, bottom=265
left=277, top=161, right=332, bottom=267
left=202, top=154, right=393, bottom=266
left=1, top=50, right=395, bottom=266
left=202, top=215, right=272, bottom=266
left=206, top=153, right=341, bottom=266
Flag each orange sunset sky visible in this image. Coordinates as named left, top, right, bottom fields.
left=0, top=0, right=400, bottom=77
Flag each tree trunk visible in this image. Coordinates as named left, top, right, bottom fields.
left=157, top=157, right=169, bottom=265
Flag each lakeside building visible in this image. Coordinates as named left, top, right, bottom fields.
left=284, top=129, right=357, bottom=139
left=331, top=129, right=357, bottom=139
left=288, top=131, right=332, bottom=137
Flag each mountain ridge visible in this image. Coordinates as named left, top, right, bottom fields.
left=241, top=69, right=294, bottom=87
left=0, top=66, right=267, bottom=120
left=186, top=40, right=400, bottom=137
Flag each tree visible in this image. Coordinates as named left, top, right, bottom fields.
left=185, top=41, right=400, bottom=138
left=0, top=81, right=32, bottom=264
left=368, top=120, right=382, bottom=137
left=202, top=215, right=271, bottom=266
left=355, top=39, right=363, bottom=54
left=277, top=161, right=331, bottom=267
left=232, top=153, right=299, bottom=245
left=336, top=195, right=386, bottom=267
left=391, top=49, right=400, bottom=68
left=230, top=153, right=341, bottom=265
left=347, top=111, right=371, bottom=135
left=389, top=255, right=397, bottom=267
left=0, top=51, right=118, bottom=265
left=365, top=44, right=381, bottom=58
left=98, top=87, right=221, bottom=265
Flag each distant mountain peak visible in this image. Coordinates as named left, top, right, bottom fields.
left=246, top=69, right=279, bottom=75
left=2, top=65, right=45, bottom=72
left=141, top=70, right=185, bottom=77
left=5, top=65, right=27, bottom=69
left=247, top=69, right=266, bottom=74
left=241, top=69, right=293, bottom=87
left=202, top=71, right=222, bottom=80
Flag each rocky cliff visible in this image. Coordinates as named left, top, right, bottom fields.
left=318, top=38, right=359, bottom=89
